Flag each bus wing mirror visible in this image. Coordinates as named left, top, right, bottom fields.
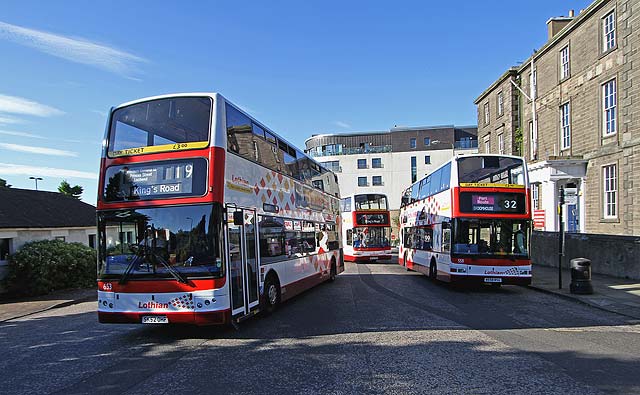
left=233, top=211, right=244, bottom=225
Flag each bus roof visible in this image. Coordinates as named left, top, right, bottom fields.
left=110, top=92, right=331, bottom=174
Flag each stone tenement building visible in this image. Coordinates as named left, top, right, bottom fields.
left=475, top=0, right=639, bottom=236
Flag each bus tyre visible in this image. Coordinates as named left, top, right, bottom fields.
left=263, top=275, right=280, bottom=314
left=429, top=260, right=437, bottom=281
left=328, top=259, right=337, bottom=282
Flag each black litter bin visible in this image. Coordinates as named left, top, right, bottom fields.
left=570, top=258, right=593, bottom=294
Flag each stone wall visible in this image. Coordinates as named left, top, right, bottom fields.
left=531, top=230, right=640, bottom=279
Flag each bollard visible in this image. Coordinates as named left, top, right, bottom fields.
left=570, top=258, right=593, bottom=294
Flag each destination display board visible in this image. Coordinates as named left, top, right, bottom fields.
left=355, top=213, right=390, bottom=225
left=459, top=192, right=526, bottom=214
left=103, top=158, right=207, bottom=201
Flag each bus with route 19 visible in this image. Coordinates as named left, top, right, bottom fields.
left=340, top=193, right=392, bottom=262
left=97, top=93, right=343, bottom=325
left=399, top=154, right=532, bottom=286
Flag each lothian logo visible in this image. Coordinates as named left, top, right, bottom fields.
left=138, top=301, right=169, bottom=309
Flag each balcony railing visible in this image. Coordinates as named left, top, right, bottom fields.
left=309, top=145, right=393, bottom=157
left=454, top=140, right=478, bottom=149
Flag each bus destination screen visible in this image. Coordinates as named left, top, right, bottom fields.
left=356, top=213, right=390, bottom=225
left=103, top=158, right=207, bottom=201
left=459, top=192, right=526, bottom=214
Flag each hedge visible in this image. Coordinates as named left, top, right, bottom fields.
left=4, top=239, right=96, bottom=296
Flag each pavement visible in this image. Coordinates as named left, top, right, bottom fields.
left=0, top=287, right=96, bottom=323
left=530, top=264, right=640, bottom=320
left=1, top=263, right=640, bottom=322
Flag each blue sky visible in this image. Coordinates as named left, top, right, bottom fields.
left=0, top=0, right=590, bottom=202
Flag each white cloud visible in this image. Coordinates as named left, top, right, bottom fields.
left=0, top=143, right=78, bottom=157
left=0, top=94, right=64, bottom=117
left=0, top=163, right=97, bottom=180
left=334, top=121, right=351, bottom=129
left=0, top=130, right=47, bottom=139
left=0, top=21, right=147, bottom=77
left=0, top=115, right=24, bottom=125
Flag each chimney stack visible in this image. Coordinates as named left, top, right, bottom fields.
left=547, top=10, right=575, bottom=40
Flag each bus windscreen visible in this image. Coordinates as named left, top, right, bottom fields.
left=108, top=97, right=211, bottom=157
left=457, top=156, right=525, bottom=186
left=354, top=194, right=388, bottom=210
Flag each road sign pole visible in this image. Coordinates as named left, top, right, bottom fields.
left=558, top=186, right=564, bottom=289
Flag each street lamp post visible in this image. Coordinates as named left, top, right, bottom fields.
left=29, top=176, right=43, bottom=191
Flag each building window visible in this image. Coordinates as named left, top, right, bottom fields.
left=372, top=158, right=382, bottom=168
left=532, top=184, right=540, bottom=210
left=0, top=238, right=11, bottom=262
left=484, top=138, right=490, bottom=154
left=358, top=177, right=368, bottom=187
left=560, top=102, right=571, bottom=150
left=603, top=11, right=616, bottom=52
left=529, top=69, right=537, bottom=99
left=410, top=156, right=417, bottom=183
left=410, top=138, right=416, bottom=149
left=529, top=120, right=537, bottom=160
left=372, top=176, right=383, bottom=186
left=484, top=102, right=490, bottom=124
left=88, top=234, right=97, bottom=249
left=560, top=45, right=570, bottom=80
left=357, top=158, right=367, bottom=169
left=498, top=134, right=505, bottom=154
left=423, top=137, right=430, bottom=146
left=603, top=79, right=617, bottom=136
left=322, top=160, right=341, bottom=172
left=424, top=155, right=431, bottom=164
left=603, top=164, right=617, bottom=218
left=497, top=92, right=504, bottom=116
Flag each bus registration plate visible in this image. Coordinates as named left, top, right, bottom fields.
left=483, top=277, right=502, bottom=283
left=142, top=315, right=168, bottom=324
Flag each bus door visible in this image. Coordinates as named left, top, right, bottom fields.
left=226, top=207, right=260, bottom=318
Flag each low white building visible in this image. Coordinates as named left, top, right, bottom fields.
left=0, top=187, right=97, bottom=282
left=305, top=125, right=478, bottom=242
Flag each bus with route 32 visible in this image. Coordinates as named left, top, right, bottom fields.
left=398, top=154, right=532, bottom=286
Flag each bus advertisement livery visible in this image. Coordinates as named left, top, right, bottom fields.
left=97, top=93, right=343, bottom=326
left=340, top=194, right=392, bottom=262
left=399, top=154, right=532, bottom=286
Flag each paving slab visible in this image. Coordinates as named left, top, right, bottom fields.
left=0, top=288, right=96, bottom=322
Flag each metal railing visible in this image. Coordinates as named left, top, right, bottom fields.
left=309, top=145, right=393, bottom=157
left=454, top=140, right=478, bottom=149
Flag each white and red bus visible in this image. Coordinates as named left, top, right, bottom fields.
left=97, top=93, right=343, bottom=326
left=340, top=193, right=392, bottom=262
left=399, top=154, right=532, bottom=286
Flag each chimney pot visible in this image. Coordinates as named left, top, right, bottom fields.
left=569, top=9, right=575, bottom=17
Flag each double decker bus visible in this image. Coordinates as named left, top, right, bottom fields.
left=97, top=93, right=343, bottom=325
left=399, top=154, right=532, bottom=286
left=340, top=193, right=392, bottom=262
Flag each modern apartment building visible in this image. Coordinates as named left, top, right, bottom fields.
left=475, top=0, right=638, bottom=236
left=305, top=125, right=478, bottom=241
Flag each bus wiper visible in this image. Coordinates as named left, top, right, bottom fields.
left=119, top=248, right=143, bottom=284
left=151, top=252, right=189, bottom=284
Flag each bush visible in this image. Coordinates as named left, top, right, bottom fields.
left=4, top=239, right=96, bottom=296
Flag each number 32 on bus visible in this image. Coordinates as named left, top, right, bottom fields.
left=399, top=154, right=532, bottom=286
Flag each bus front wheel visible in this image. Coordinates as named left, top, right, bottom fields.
left=263, top=274, right=281, bottom=314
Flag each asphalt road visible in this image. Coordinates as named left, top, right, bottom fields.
left=1, top=260, right=639, bottom=395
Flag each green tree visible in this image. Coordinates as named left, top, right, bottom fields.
left=0, top=178, right=11, bottom=188
left=58, top=180, right=83, bottom=199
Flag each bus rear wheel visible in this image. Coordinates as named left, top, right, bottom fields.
left=328, top=259, right=337, bottom=282
left=262, top=275, right=280, bottom=314
left=429, top=260, right=437, bottom=281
